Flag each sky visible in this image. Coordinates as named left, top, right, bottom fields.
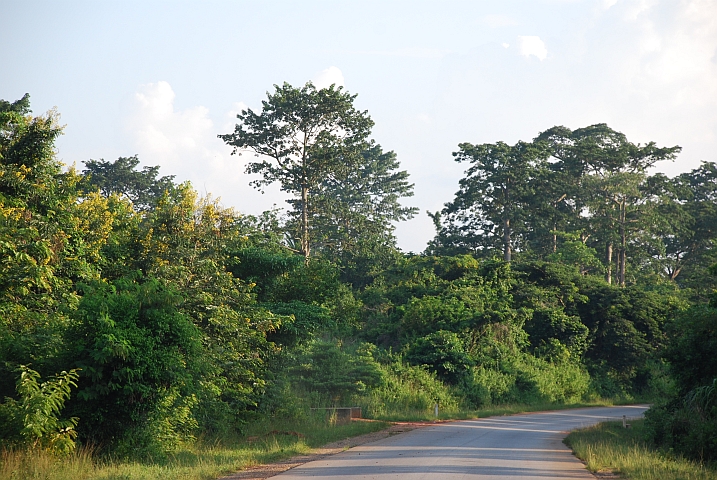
left=2, top=0, right=716, bottom=253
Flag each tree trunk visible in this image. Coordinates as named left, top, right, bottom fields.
left=503, top=217, right=512, bottom=262
left=619, top=241, right=626, bottom=287
left=619, top=201, right=626, bottom=287
left=605, top=242, right=613, bottom=284
left=551, top=194, right=566, bottom=254
left=301, top=184, right=310, bottom=263
left=670, top=266, right=682, bottom=281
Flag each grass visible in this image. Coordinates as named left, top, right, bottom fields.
left=565, top=419, right=717, bottom=479
left=0, top=418, right=388, bottom=480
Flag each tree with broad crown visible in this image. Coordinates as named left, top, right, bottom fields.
left=431, top=140, right=549, bottom=261
left=536, top=124, right=680, bottom=286
left=219, top=82, right=374, bottom=262
left=289, top=143, right=418, bottom=286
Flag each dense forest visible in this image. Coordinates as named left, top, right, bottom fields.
left=1, top=85, right=715, bottom=463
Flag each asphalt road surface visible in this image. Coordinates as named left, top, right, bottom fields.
left=274, top=405, right=648, bottom=479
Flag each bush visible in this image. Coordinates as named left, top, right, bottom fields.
left=645, top=379, right=717, bottom=463
left=63, top=277, right=203, bottom=455
left=405, top=330, right=472, bottom=384
left=289, top=341, right=384, bottom=405
left=0, top=366, right=79, bottom=455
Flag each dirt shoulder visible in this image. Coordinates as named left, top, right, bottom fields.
left=218, top=421, right=440, bottom=480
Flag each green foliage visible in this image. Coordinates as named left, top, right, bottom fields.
left=82, top=155, right=176, bottom=211
left=262, top=300, right=332, bottom=347
left=545, top=231, right=603, bottom=275
left=432, top=123, right=681, bottom=285
left=228, top=246, right=302, bottom=288
left=290, top=341, right=384, bottom=404
left=298, top=143, right=417, bottom=286
left=0, top=366, right=79, bottom=455
left=113, top=388, right=199, bottom=459
left=567, top=419, right=717, bottom=480
left=645, top=392, right=717, bottom=464
left=664, top=305, right=717, bottom=395
left=64, top=276, right=203, bottom=452
left=405, top=330, right=472, bottom=384
left=220, top=82, right=375, bottom=260
left=359, top=355, right=460, bottom=417
left=3, top=92, right=715, bottom=473
left=0, top=94, right=111, bottom=404
left=461, top=355, right=589, bottom=407
left=644, top=303, right=717, bottom=462
left=575, top=281, right=685, bottom=389
left=431, top=139, right=550, bottom=260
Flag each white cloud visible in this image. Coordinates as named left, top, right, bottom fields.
left=126, top=81, right=287, bottom=213
left=518, top=36, right=548, bottom=60
left=312, top=66, right=345, bottom=89
left=130, top=81, right=215, bottom=169
left=416, top=113, right=431, bottom=124
left=620, top=0, right=717, bottom=151
left=327, top=48, right=449, bottom=59
left=621, top=0, right=658, bottom=21
left=223, top=101, right=249, bottom=132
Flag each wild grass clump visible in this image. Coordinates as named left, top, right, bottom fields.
left=0, top=447, right=95, bottom=480
left=565, top=419, right=717, bottom=480
left=643, top=380, right=717, bottom=464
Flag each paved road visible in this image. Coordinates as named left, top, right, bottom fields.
left=275, top=405, right=648, bottom=479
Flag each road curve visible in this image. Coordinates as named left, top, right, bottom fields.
left=274, top=405, right=648, bottom=479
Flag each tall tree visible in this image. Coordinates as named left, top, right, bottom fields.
left=652, top=162, right=717, bottom=294
left=295, top=143, right=418, bottom=285
left=536, top=124, right=680, bottom=285
left=219, top=82, right=374, bottom=261
left=0, top=94, right=115, bottom=399
left=431, top=140, right=549, bottom=261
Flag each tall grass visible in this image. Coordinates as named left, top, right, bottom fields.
left=0, top=418, right=388, bottom=480
left=356, top=360, right=460, bottom=419
left=565, top=420, right=717, bottom=480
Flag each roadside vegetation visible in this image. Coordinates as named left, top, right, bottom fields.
left=566, top=420, right=717, bottom=480
left=0, top=418, right=387, bottom=480
left=1, top=87, right=716, bottom=478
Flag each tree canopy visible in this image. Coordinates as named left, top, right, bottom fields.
left=219, top=82, right=415, bottom=265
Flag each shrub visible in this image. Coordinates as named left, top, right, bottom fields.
left=290, top=341, right=384, bottom=405
left=64, top=277, right=203, bottom=455
left=0, top=366, right=79, bottom=455
left=645, top=379, right=717, bottom=463
left=460, top=354, right=589, bottom=407
left=405, top=330, right=472, bottom=384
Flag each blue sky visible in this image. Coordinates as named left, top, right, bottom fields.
left=2, top=0, right=716, bottom=252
